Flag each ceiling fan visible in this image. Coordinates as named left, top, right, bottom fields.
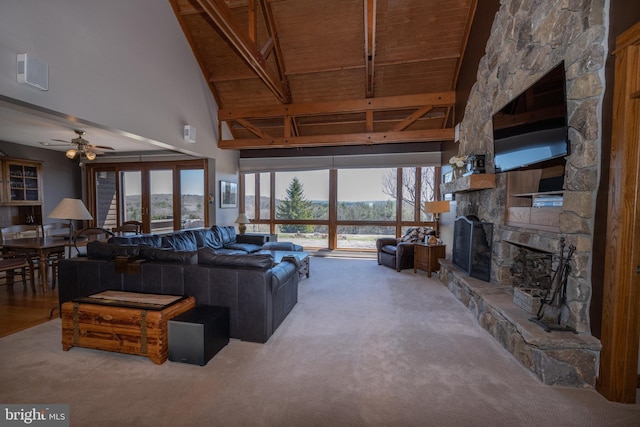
left=47, top=129, right=115, bottom=162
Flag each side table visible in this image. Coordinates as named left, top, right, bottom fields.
left=414, top=243, right=446, bottom=277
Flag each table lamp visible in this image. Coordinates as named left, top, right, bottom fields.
left=49, top=198, right=94, bottom=243
left=424, top=200, right=450, bottom=237
left=235, top=213, right=250, bottom=235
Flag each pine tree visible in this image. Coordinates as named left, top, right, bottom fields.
left=276, top=177, right=314, bottom=233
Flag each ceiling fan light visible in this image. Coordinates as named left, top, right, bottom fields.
left=65, top=149, right=77, bottom=159
left=85, top=151, right=96, bottom=161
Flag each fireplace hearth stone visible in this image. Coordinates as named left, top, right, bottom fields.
left=439, top=259, right=601, bottom=387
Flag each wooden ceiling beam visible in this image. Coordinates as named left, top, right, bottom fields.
left=233, top=118, right=272, bottom=139
left=451, top=0, right=478, bottom=91
left=219, top=92, right=455, bottom=120
left=258, top=0, right=290, bottom=96
left=219, top=128, right=454, bottom=150
left=194, top=0, right=291, bottom=103
left=365, top=0, right=377, bottom=98
left=391, top=106, right=434, bottom=131
left=286, top=53, right=461, bottom=77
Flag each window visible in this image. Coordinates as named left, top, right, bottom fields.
left=120, top=170, right=142, bottom=223
left=180, top=169, right=205, bottom=229
left=241, top=166, right=439, bottom=250
left=337, top=169, right=396, bottom=221
left=275, top=171, right=329, bottom=221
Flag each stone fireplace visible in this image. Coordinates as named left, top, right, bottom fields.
left=438, top=1, right=606, bottom=387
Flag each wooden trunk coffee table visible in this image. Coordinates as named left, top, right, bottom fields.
left=61, top=291, right=196, bottom=364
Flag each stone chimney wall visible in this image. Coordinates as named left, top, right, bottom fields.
left=454, top=0, right=607, bottom=333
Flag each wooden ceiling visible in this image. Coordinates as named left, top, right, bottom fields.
left=169, top=0, right=477, bottom=151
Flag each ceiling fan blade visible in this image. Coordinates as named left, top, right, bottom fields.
left=39, top=141, right=71, bottom=147
left=88, top=144, right=115, bottom=151
left=52, top=139, right=73, bottom=144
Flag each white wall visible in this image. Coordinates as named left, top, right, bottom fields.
left=0, top=0, right=239, bottom=224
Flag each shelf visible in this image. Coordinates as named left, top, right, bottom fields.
left=505, top=168, right=564, bottom=233
left=514, top=191, right=563, bottom=197
left=441, top=173, right=495, bottom=194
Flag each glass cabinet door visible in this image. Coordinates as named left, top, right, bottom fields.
left=6, top=160, right=41, bottom=203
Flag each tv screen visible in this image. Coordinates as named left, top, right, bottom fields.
left=492, top=62, right=569, bottom=172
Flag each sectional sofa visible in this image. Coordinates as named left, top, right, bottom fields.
left=57, top=226, right=300, bottom=343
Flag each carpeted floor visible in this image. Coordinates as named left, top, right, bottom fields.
left=1, top=257, right=639, bottom=426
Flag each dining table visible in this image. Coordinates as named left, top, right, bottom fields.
left=1, top=236, right=68, bottom=292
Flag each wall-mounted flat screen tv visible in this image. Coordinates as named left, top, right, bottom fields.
left=492, top=62, right=569, bottom=172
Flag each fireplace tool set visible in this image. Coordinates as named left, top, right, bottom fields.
left=529, top=237, right=578, bottom=333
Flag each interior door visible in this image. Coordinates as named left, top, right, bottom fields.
left=598, top=20, right=640, bottom=403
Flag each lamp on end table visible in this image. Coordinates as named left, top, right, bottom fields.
left=424, top=200, right=451, bottom=237
left=235, top=213, right=250, bottom=235
left=49, top=198, right=94, bottom=245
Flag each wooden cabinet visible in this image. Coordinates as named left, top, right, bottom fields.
left=2, top=158, right=42, bottom=204
left=0, top=158, right=43, bottom=225
left=505, top=166, right=564, bottom=232
left=414, top=243, right=446, bottom=277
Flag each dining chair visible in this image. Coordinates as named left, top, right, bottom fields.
left=73, top=227, right=115, bottom=257
left=42, top=223, right=71, bottom=289
left=112, top=221, right=142, bottom=235
left=1, top=225, right=40, bottom=289
left=0, top=253, right=34, bottom=292
left=43, top=222, right=71, bottom=237
left=0, top=224, right=41, bottom=240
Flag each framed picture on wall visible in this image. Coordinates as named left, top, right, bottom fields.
left=219, top=180, right=237, bottom=208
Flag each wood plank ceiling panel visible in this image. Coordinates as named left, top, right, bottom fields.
left=169, top=0, right=477, bottom=150
left=272, top=0, right=364, bottom=74
left=288, top=69, right=366, bottom=104
left=375, top=59, right=460, bottom=97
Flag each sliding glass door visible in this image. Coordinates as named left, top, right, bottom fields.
left=149, top=169, right=173, bottom=233
left=87, top=159, right=208, bottom=233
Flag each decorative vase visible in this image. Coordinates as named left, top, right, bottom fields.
left=453, top=166, right=465, bottom=179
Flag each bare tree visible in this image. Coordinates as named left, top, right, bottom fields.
left=382, top=167, right=437, bottom=216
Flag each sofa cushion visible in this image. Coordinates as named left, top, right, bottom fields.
left=206, top=248, right=248, bottom=255
left=212, top=225, right=237, bottom=246
left=139, top=245, right=198, bottom=264
left=188, top=228, right=223, bottom=249
left=109, top=235, right=162, bottom=247
left=198, top=247, right=273, bottom=269
left=380, top=245, right=398, bottom=256
left=224, top=242, right=262, bottom=253
left=86, top=241, right=141, bottom=260
left=262, top=242, right=303, bottom=251
left=162, top=231, right=198, bottom=251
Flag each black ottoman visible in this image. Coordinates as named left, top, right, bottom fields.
left=168, top=305, right=229, bottom=366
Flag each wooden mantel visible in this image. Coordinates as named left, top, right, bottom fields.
left=441, top=173, right=495, bottom=194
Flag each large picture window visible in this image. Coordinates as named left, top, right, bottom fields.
left=241, top=166, right=439, bottom=250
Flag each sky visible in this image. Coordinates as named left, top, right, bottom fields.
left=272, top=169, right=394, bottom=202
left=121, top=169, right=204, bottom=196
left=121, top=168, right=393, bottom=202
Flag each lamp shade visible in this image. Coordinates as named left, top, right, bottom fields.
left=424, top=200, right=451, bottom=214
left=235, top=213, right=250, bottom=224
left=49, top=198, right=93, bottom=220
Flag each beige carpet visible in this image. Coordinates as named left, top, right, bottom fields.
left=1, top=257, right=639, bottom=426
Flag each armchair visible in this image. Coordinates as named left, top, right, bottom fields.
left=376, top=227, right=436, bottom=272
